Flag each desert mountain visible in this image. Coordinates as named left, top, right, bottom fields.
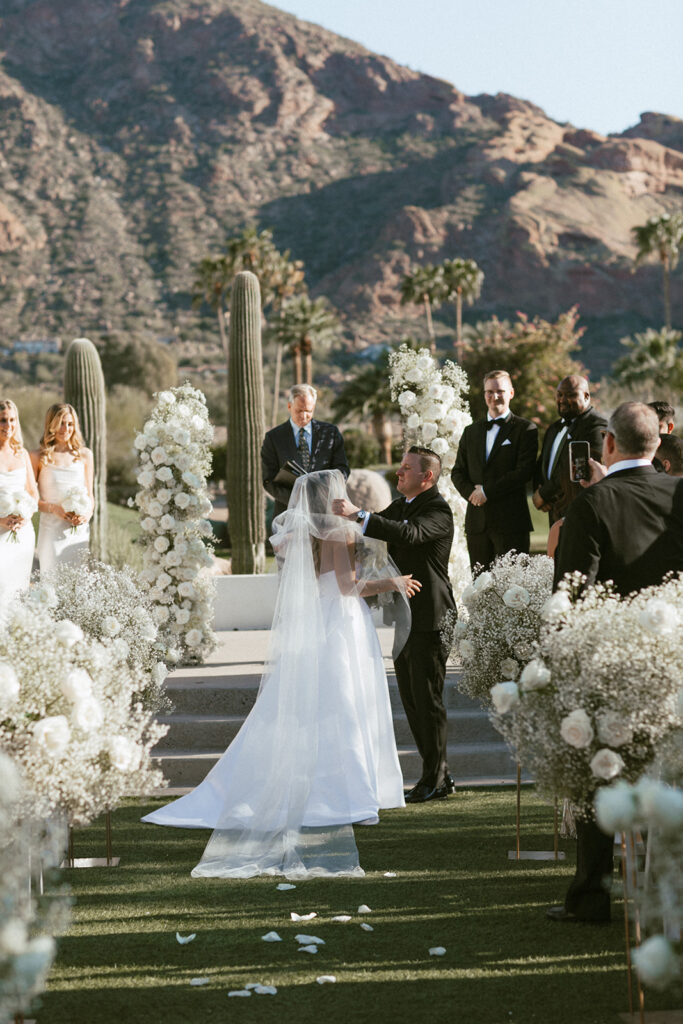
left=1, top=0, right=682, bottom=370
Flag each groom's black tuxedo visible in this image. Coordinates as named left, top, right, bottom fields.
left=554, top=465, right=683, bottom=922
left=364, top=485, right=455, bottom=789
left=262, top=419, right=349, bottom=517
left=534, top=406, right=606, bottom=524
left=451, top=412, right=537, bottom=570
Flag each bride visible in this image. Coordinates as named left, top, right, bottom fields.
left=0, top=400, right=38, bottom=611
left=143, top=469, right=419, bottom=878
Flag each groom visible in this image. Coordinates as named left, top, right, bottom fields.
left=332, top=446, right=456, bottom=803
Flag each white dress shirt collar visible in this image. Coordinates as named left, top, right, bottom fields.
left=606, top=458, right=652, bottom=475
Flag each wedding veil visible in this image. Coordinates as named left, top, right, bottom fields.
left=191, top=469, right=410, bottom=879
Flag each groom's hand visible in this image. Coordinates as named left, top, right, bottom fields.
left=331, top=498, right=359, bottom=519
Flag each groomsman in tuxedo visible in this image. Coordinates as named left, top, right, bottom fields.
left=451, top=370, right=537, bottom=572
left=532, top=375, right=606, bottom=525
left=548, top=402, right=683, bottom=925
left=262, top=384, right=349, bottom=517
left=332, top=446, right=456, bottom=803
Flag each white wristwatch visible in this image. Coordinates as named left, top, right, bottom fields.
left=356, top=510, right=368, bottom=524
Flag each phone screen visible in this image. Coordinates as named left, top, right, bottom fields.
left=569, top=441, right=591, bottom=482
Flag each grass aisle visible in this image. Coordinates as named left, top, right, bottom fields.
left=42, top=789, right=678, bottom=1024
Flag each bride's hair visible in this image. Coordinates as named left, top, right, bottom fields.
left=0, top=399, right=24, bottom=454
left=285, top=470, right=354, bottom=577
left=39, top=403, right=86, bottom=464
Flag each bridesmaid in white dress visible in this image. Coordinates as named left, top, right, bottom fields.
left=31, top=404, right=94, bottom=574
left=0, top=400, right=38, bottom=610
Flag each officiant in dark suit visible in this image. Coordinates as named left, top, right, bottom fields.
left=332, top=446, right=456, bottom=804
left=262, top=384, right=349, bottom=517
left=451, top=370, right=537, bottom=572
left=532, top=375, right=606, bottom=525
left=548, top=402, right=683, bottom=925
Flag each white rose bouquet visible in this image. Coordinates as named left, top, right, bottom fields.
left=0, top=489, right=37, bottom=542
left=490, top=576, right=683, bottom=812
left=132, top=383, right=216, bottom=663
left=60, top=484, right=91, bottom=533
left=0, top=602, right=167, bottom=825
left=389, top=344, right=472, bottom=599
left=450, top=551, right=554, bottom=705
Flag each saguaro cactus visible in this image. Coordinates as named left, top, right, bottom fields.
left=227, top=271, right=266, bottom=573
left=64, top=337, right=108, bottom=561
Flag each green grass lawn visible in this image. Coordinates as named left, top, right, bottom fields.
left=40, top=789, right=679, bottom=1024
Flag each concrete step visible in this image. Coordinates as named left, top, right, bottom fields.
left=153, top=741, right=517, bottom=789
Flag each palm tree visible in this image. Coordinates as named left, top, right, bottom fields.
left=333, top=350, right=396, bottom=464
left=440, top=257, right=484, bottom=361
left=613, top=326, right=683, bottom=398
left=632, top=212, right=683, bottom=329
left=400, top=264, right=444, bottom=352
left=192, top=253, right=232, bottom=355
left=266, top=295, right=341, bottom=386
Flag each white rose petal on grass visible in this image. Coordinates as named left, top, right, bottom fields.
left=261, top=931, right=282, bottom=942
left=595, top=782, right=637, bottom=833
left=228, top=989, right=252, bottom=997
left=639, top=598, right=679, bottom=636
left=560, top=709, right=594, bottom=749
left=360, top=923, right=374, bottom=932
left=295, top=934, right=324, bottom=945
left=590, top=748, right=625, bottom=781
left=519, top=660, right=551, bottom=692
left=290, top=912, right=317, bottom=922
left=490, top=681, right=520, bottom=715
left=541, top=591, right=572, bottom=620
left=429, top=947, right=447, bottom=957
left=331, top=915, right=351, bottom=923
left=357, top=904, right=372, bottom=914
left=298, top=945, right=319, bottom=954
left=176, top=933, right=196, bottom=944
left=32, top=715, right=70, bottom=756
left=383, top=872, right=397, bottom=878
left=316, top=976, right=337, bottom=985
left=253, top=985, right=277, bottom=995
left=596, top=712, right=632, bottom=748
left=190, top=978, right=210, bottom=987
left=276, top=883, right=296, bottom=891
left=502, top=585, right=530, bottom=609
left=633, top=935, right=680, bottom=990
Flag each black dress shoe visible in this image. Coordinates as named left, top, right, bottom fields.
left=444, top=773, right=455, bottom=793
left=545, top=905, right=610, bottom=925
left=405, top=781, right=450, bottom=803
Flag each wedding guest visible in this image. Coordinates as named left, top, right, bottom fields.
left=30, top=404, right=93, bottom=574
left=548, top=402, right=683, bottom=925
left=451, top=370, right=537, bottom=572
left=656, top=433, right=683, bottom=476
left=333, top=446, right=456, bottom=803
left=261, top=384, right=349, bottom=518
left=532, top=375, right=606, bottom=525
left=0, top=400, right=38, bottom=608
left=647, top=400, right=675, bottom=434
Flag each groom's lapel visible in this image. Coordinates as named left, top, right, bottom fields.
left=487, top=414, right=514, bottom=463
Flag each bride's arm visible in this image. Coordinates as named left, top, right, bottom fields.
left=330, top=542, right=422, bottom=599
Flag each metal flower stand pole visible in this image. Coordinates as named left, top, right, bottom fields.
left=507, top=763, right=565, bottom=861
left=62, top=810, right=120, bottom=869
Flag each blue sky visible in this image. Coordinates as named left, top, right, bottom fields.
left=267, top=0, right=683, bottom=136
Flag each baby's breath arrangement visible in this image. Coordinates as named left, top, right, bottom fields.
left=491, top=575, right=683, bottom=813
left=28, top=564, right=169, bottom=712
left=449, top=551, right=554, bottom=706
left=0, top=752, right=70, bottom=1024
left=389, top=344, right=472, bottom=598
left=0, top=602, right=167, bottom=825
left=133, top=383, right=216, bottom=663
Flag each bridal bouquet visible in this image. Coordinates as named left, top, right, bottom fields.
left=450, top=552, right=554, bottom=706
left=133, top=383, right=215, bottom=663
left=0, top=601, right=167, bottom=825
left=0, top=489, right=37, bottom=542
left=490, top=575, right=683, bottom=812
left=0, top=752, right=70, bottom=1023
left=60, top=484, right=91, bottom=532
left=389, top=344, right=472, bottom=598
left=27, top=563, right=169, bottom=713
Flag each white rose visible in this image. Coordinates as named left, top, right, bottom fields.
left=491, top=681, right=520, bottom=714
left=175, top=608, right=190, bottom=625
left=29, top=583, right=58, bottom=608
left=55, top=620, right=84, bottom=647
left=472, top=571, right=492, bottom=592
left=461, top=584, right=477, bottom=606
left=185, top=629, right=203, bottom=647
left=33, top=715, right=70, bottom=756
left=398, top=390, right=416, bottom=407
left=137, top=469, right=156, bottom=488
left=107, top=735, right=141, bottom=772
left=199, top=520, right=214, bottom=538
left=71, top=696, right=104, bottom=733
left=459, top=639, right=474, bottom=660
left=174, top=539, right=188, bottom=556
left=156, top=466, right=174, bottom=483
left=134, top=434, right=148, bottom=451
left=153, top=605, right=170, bottom=624
left=416, top=353, right=432, bottom=371
left=406, top=413, right=420, bottom=430
left=635, top=778, right=683, bottom=830
left=172, top=427, right=191, bottom=447
left=421, top=422, right=438, bottom=443
left=147, top=500, right=164, bottom=517
left=427, top=402, right=446, bottom=421
left=596, top=711, right=632, bottom=748
left=499, top=657, right=519, bottom=680
left=153, top=662, right=167, bottom=685
left=560, top=709, right=594, bottom=749
left=0, top=919, right=28, bottom=955
left=173, top=492, right=191, bottom=510
left=182, top=470, right=201, bottom=489
left=61, top=668, right=93, bottom=703
left=156, top=572, right=172, bottom=590
left=164, top=551, right=182, bottom=567
left=633, top=936, right=680, bottom=990
left=178, top=581, right=196, bottom=599
left=0, top=661, right=20, bottom=707
left=503, top=585, right=531, bottom=609
left=154, top=536, right=170, bottom=553
left=102, top=615, right=121, bottom=637
left=431, top=437, right=448, bottom=456
left=639, top=598, right=679, bottom=636
left=159, top=514, right=176, bottom=531
left=158, top=390, right=176, bottom=407
left=442, top=451, right=456, bottom=470
left=150, top=446, right=169, bottom=466
left=406, top=367, right=424, bottom=384
left=141, top=516, right=156, bottom=533
left=156, top=488, right=172, bottom=504
left=541, top=591, right=572, bottom=621
left=520, top=659, right=551, bottom=691
left=590, top=748, right=625, bottom=781
left=113, top=637, right=130, bottom=660
left=594, top=781, right=637, bottom=833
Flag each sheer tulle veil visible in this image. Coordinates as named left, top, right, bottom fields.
left=191, top=469, right=410, bottom=879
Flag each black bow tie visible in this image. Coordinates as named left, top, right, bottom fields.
left=487, top=417, right=507, bottom=430
left=560, top=418, right=574, bottom=428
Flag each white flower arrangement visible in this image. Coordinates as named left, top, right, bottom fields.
left=449, top=551, right=554, bottom=706
left=0, top=602, right=167, bottom=825
left=0, top=751, right=70, bottom=1023
left=491, top=576, right=683, bottom=812
left=29, top=562, right=170, bottom=713
left=0, top=489, right=37, bottom=541
left=389, top=344, right=472, bottom=599
left=132, top=383, right=216, bottom=663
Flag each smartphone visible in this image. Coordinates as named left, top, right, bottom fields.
left=569, top=440, right=591, bottom=482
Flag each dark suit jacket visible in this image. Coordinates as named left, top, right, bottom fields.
left=534, top=407, right=607, bottom=523
left=363, top=485, right=455, bottom=633
left=451, top=413, right=538, bottom=535
left=554, top=466, right=683, bottom=595
left=261, top=419, right=350, bottom=517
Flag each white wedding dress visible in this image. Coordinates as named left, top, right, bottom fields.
left=143, top=469, right=408, bottom=879
left=36, top=461, right=90, bottom=573
left=0, top=467, right=35, bottom=611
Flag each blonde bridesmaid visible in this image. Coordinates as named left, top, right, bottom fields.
left=0, top=400, right=38, bottom=609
